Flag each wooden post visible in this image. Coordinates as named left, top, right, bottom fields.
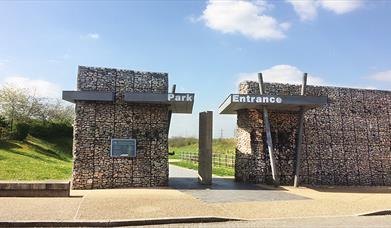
left=258, top=73, right=279, bottom=186
left=167, top=84, right=176, bottom=134
left=293, top=73, right=307, bottom=187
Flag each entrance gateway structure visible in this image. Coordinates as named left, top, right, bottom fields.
left=63, top=66, right=194, bottom=189
left=220, top=73, right=391, bottom=187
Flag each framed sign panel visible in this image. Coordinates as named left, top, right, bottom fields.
left=110, top=139, right=136, bottom=157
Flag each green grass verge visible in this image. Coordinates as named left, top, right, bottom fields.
left=0, top=135, right=72, bottom=180
left=169, top=138, right=236, bottom=159
left=170, top=160, right=234, bottom=177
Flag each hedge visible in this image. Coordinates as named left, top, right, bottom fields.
left=28, top=122, right=73, bottom=138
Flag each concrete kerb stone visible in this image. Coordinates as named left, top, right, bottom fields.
left=0, top=217, right=243, bottom=227
left=0, top=181, right=70, bottom=197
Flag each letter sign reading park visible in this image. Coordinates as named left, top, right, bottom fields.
left=168, top=93, right=194, bottom=102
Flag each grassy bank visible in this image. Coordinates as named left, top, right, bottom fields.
left=169, top=160, right=234, bottom=177
left=0, top=136, right=236, bottom=180
left=169, top=137, right=236, bottom=176
left=0, top=136, right=72, bottom=180
left=169, top=137, right=236, bottom=159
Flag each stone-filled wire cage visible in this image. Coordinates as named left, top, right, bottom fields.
left=235, top=81, right=391, bottom=186
left=72, top=66, right=170, bottom=189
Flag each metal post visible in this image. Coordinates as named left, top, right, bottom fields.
left=167, top=84, right=176, bottom=134
left=293, top=73, right=307, bottom=187
left=258, top=73, right=279, bottom=186
left=198, top=111, right=213, bottom=185
left=301, top=73, right=307, bottom=95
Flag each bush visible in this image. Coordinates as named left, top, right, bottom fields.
left=0, top=116, right=10, bottom=139
left=14, top=122, right=30, bottom=140
left=0, top=116, right=8, bottom=128
left=29, top=121, right=73, bottom=138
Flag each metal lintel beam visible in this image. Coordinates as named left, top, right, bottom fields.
left=62, top=91, right=114, bottom=103
left=218, top=94, right=328, bottom=114
left=124, top=92, right=194, bottom=113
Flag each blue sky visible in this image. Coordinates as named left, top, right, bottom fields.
left=1, top=0, right=390, bottom=138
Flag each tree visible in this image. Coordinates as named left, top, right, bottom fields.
left=0, top=115, right=9, bottom=139
left=0, top=85, right=34, bottom=130
left=41, top=99, right=75, bottom=124
left=0, top=85, right=75, bottom=129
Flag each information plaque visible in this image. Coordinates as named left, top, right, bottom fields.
left=110, top=139, right=136, bottom=157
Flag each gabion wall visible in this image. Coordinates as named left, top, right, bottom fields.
left=236, top=81, right=391, bottom=186
left=73, top=66, right=169, bottom=189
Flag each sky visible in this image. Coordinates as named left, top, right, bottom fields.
left=1, top=0, right=391, bottom=138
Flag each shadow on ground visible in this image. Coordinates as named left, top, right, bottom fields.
left=0, top=141, right=22, bottom=150
left=24, top=141, right=70, bottom=162
left=169, top=177, right=283, bottom=191
left=169, top=165, right=309, bottom=203
left=307, top=185, right=391, bottom=194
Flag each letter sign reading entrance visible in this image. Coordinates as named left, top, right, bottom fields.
left=219, top=94, right=328, bottom=114
left=232, top=95, right=283, bottom=104
left=110, top=139, right=136, bottom=157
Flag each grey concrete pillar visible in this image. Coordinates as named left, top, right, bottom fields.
left=198, top=111, right=213, bottom=185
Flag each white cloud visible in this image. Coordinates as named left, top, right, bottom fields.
left=80, top=33, right=100, bottom=40
left=369, top=70, right=391, bottom=82
left=287, top=0, right=364, bottom=21
left=237, top=64, right=325, bottom=85
left=1, top=76, right=62, bottom=98
left=200, top=0, right=290, bottom=40
left=286, top=0, right=318, bottom=21
left=320, top=0, right=363, bottom=14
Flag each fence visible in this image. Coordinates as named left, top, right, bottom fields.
left=179, top=151, right=235, bottom=168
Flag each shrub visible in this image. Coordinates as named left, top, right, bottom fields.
left=0, top=116, right=10, bottom=139
left=29, top=121, right=73, bottom=138
left=14, top=122, right=30, bottom=140
left=0, top=116, right=8, bottom=128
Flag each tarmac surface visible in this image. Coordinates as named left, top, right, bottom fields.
left=169, top=165, right=308, bottom=203
left=0, top=164, right=390, bottom=224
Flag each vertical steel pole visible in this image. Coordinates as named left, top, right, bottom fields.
left=293, top=73, right=307, bottom=187
left=167, top=84, right=176, bottom=134
left=258, top=73, right=279, bottom=186
left=198, top=111, right=213, bottom=185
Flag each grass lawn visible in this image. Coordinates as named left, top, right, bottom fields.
left=169, top=138, right=236, bottom=176
left=169, top=160, right=235, bottom=177
left=0, top=136, right=72, bottom=180
left=169, top=138, right=236, bottom=159
left=0, top=136, right=236, bottom=180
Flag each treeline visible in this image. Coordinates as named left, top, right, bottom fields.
left=0, top=85, right=74, bottom=140
left=168, top=137, right=198, bottom=148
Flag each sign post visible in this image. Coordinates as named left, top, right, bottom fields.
left=258, top=73, right=279, bottom=186
left=293, top=73, right=307, bottom=187
left=198, top=111, right=213, bottom=185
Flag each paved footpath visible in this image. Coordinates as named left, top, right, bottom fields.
left=0, top=164, right=391, bottom=224
left=131, top=216, right=391, bottom=228
left=169, top=165, right=307, bottom=203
